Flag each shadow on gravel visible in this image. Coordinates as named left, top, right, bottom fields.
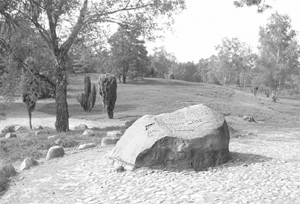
left=0, top=175, right=16, bottom=199
left=222, top=151, right=272, bottom=168
left=0, top=187, right=8, bottom=199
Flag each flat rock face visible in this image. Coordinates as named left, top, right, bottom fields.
left=109, top=104, right=231, bottom=171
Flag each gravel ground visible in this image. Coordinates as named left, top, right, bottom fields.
left=1, top=128, right=300, bottom=204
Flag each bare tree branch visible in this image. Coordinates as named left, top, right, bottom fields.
left=60, top=0, right=88, bottom=54
left=85, top=2, right=155, bottom=25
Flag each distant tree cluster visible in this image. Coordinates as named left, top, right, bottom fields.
left=76, top=11, right=300, bottom=99
left=143, top=12, right=300, bottom=98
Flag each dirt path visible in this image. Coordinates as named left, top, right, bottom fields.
left=0, top=100, right=126, bottom=130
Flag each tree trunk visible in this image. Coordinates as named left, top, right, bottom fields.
left=122, top=74, right=127, bottom=84
left=54, top=60, right=69, bottom=132
left=118, top=74, right=122, bottom=83
left=243, top=70, right=246, bottom=90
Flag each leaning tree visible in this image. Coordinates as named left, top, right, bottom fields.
left=0, top=0, right=186, bottom=132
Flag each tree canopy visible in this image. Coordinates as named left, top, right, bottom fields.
left=256, top=12, right=300, bottom=93
left=0, top=0, right=186, bottom=131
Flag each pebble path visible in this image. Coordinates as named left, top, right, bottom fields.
left=1, top=129, right=300, bottom=204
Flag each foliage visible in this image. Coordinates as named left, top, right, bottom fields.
left=0, top=0, right=186, bottom=132
left=197, top=55, right=222, bottom=85
left=0, top=20, right=56, bottom=101
left=168, top=73, right=175, bottom=80
left=215, top=37, right=255, bottom=87
left=255, top=12, right=300, bottom=99
left=38, top=79, right=56, bottom=99
left=150, top=47, right=177, bottom=78
left=233, top=0, right=272, bottom=12
left=108, top=26, right=150, bottom=83
left=98, top=74, right=117, bottom=119
left=77, top=75, right=97, bottom=112
left=172, top=62, right=199, bottom=82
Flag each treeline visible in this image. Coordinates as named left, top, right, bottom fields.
left=70, top=12, right=300, bottom=97
left=1, top=12, right=300, bottom=99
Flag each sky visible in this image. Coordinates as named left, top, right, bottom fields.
left=147, top=0, right=300, bottom=63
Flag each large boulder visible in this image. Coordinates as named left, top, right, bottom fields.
left=109, top=104, right=231, bottom=172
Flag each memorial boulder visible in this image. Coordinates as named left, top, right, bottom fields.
left=109, top=104, right=231, bottom=172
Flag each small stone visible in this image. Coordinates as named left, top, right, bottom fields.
left=14, top=125, right=23, bottom=132
left=5, top=133, right=17, bottom=139
left=82, top=129, right=94, bottom=136
left=54, top=139, right=62, bottom=145
left=101, top=137, right=120, bottom=146
left=20, top=157, right=38, bottom=171
left=0, top=163, right=16, bottom=177
left=74, top=124, right=88, bottom=131
left=107, top=130, right=123, bottom=138
left=243, top=116, right=249, bottom=121
left=115, top=166, right=125, bottom=173
left=46, top=146, right=65, bottom=160
left=36, top=125, right=43, bottom=130
left=124, top=165, right=135, bottom=171
left=78, top=143, right=97, bottom=150
left=1, top=125, right=17, bottom=134
left=35, top=130, right=43, bottom=136
left=48, top=135, right=58, bottom=139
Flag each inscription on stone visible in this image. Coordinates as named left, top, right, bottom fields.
left=145, top=117, right=203, bottom=138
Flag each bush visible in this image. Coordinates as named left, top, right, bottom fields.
left=77, top=75, right=97, bottom=112
left=98, top=74, right=117, bottom=119
left=169, top=73, right=175, bottom=79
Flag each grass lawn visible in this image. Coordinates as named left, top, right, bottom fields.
left=1, top=73, right=300, bottom=163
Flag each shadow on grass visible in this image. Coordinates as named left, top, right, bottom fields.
left=144, top=152, right=272, bottom=173
left=38, top=102, right=137, bottom=118
left=126, top=78, right=204, bottom=87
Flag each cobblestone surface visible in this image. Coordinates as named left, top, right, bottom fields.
left=1, top=129, right=300, bottom=204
